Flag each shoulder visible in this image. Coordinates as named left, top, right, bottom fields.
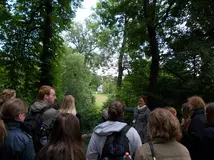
left=7, top=129, right=32, bottom=150
left=126, top=126, right=142, bottom=142
left=44, top=107, right=59, bottom=116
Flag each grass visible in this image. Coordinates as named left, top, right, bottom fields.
left=93, top=93, right=108, bottom=108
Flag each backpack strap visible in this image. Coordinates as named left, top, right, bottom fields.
left=148, top=141, right=156, bottom=160
left=31, top=106, right=51, bottom=123
left=120, top=124, right=131, bottom=135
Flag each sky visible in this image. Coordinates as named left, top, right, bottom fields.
left=75, top=0, right=98, bottom=22
left=74, top=0, right=118, bottom=77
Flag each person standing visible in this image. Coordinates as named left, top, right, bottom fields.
left=133, top=96, right=150, bottom=143
left=0, top=98, right=35, bottom=160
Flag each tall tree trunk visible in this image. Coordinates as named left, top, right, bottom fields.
left=147, top=26, right=159, bottom=110
left=117, top=17, right=128, bottom=89
left=144, top=0, right=159, bottom=110
left=40, top=0, right=53, bottom=86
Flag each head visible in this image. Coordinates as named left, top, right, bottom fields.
left=0, top=98, right=28, bottom=146
left=165, top=106, right=177, bottom=117
left=60, top=95, right=76, bottom=115
left=138, top=96, right=148, bottom=107
left=1, top=98, right=28, bottom=122
left=187, top=96, right=205, bottom=110
left=37, top=113, right=84, bottom=160
left=205, top=103, right=214, bottom=126
left=148, top=108, right=181, bottom=141
left=181, top=103, right=192, bottom=119
left=108, top=100, right=125, bottom=121
left=37, top=86, right=56, bottom=104
left=0, top=89, right=16, bottom=106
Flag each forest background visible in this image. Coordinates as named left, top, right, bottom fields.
left=1, top=0, right=214, bottom=132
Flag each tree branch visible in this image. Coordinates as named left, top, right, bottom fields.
left=25, top=3, right=43, bottom=25
left=155, top=0, right=176, bottom=29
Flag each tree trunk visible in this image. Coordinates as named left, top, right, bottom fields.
left=40, top=0, right=53, bottom=86
left=117, top=17, right=128, bottom=89
left=147, top=25, right=159, bottom=110
left=144, top=0, right=159, bottom=110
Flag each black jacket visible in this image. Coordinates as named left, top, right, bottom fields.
left=182, top=108, right=205, bottom=160
left=0, top=120, right=35, bottom=160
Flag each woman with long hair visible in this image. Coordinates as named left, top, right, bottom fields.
left=135, top=108, right=191, bottom=160
left=59, top=95, right=80, bottom=121
left=0, top=98, right=35, bottom=160
left=37, top=113, right=85, bottom=160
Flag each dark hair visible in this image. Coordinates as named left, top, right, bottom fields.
left=205, top=103, right=214, bottom=126
left=182, top=103, right=192, bottom=119
left=108, top=100, right=125, bottom=121
left=36, top=85, right=54, bottom=100
left=37, top=113, right=85, bottom=160
left=0, top=98, right=27, bottom=146
left=139, top=96, right=148, bottom=105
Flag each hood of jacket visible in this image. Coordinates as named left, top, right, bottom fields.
left=93, top=121, right=127, bottom=136
left=30, top=100, right=50, bottom=112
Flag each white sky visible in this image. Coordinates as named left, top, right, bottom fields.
left=75, top=0, right=98, bottom=22
left=74, top=0, right=118, bottom=77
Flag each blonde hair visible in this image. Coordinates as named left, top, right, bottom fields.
left=60, top=95, right=77, bottom=115
left=0, top=89, right=16, bottom=106
left=148, top=108, right=182, bottom=141
left=165, top=106, right=177, bottom=117
left=187, top=96, right=205, bottom=110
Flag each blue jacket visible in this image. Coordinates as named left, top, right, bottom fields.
left=0, top=120, right=35, bottom=160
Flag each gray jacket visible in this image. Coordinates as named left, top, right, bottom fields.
left=29, top=101, right=59, bottom=129
left=133, top=105, right=150, bottom=143
left=86, top=121, right=142, bottom=160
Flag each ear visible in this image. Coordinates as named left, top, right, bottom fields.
left=16, top=114, right=22, bottom=121
left=44, top=94, right=49, bottom=100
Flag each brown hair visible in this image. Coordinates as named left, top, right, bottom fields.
left=205, top=103, right=214, bottom=126
left=37, top=113, right=85, bottom=160
left=165, top=106, right=177, bottom=117
left=0, top=89, right=16, bottom=106
left=36, top=86, right=54, bottom=100
left=139, top=96, right=148, bottom=105
left=182, top=103, right=192, bottom=119
left=187, top=96, right=205, bottom=110
left=148, top=108, right=182, bottom=141
left=108, top=100, right=125, bottom=121
left=60, top=95, right=77, bottom=115
left=0, top=98, right=27, bottom=146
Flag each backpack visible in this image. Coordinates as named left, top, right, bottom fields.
left=101, top=125, right=131, bottom=160
left=24, top=106, right=51, bottom=152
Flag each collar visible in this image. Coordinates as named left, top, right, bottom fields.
left=191, top=108, right=205, bottom=119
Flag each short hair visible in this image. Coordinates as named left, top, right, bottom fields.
left=205, top=103, right=214, bottom=125
left=187, top=96, right=205, bottom=109
left=36, top=85, right=54, bottom=100
left=1, top=98, right=28, bottom=120
left=108, top=100, right=125, bottom=121
left=148, top=108, right=181, bottom=141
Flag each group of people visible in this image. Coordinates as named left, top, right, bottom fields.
left=0, top=87, right=213, bottom=160
left=0, top=86, right=84, bottom=160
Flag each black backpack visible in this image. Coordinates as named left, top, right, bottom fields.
left=101, top=125, right=131, bottom=160
left=24, top=106, right=51, bottom=152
